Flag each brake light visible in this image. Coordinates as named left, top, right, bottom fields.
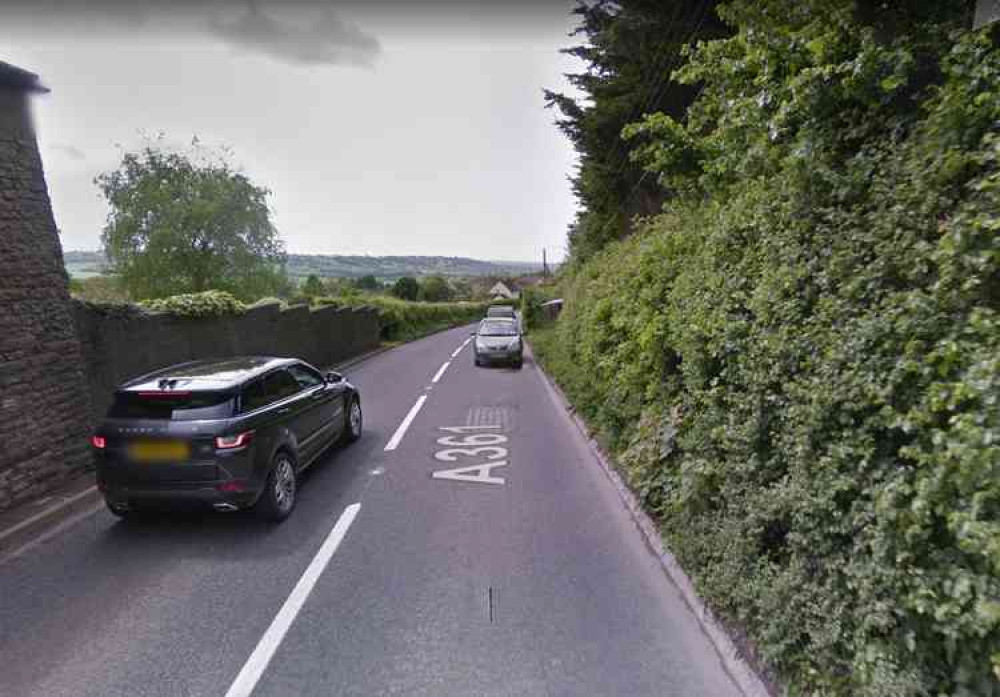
left=91, top=435, right=106, bottom=449
left=215, top=431, right=254, bottom=450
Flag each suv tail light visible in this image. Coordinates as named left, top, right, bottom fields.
left=91, top=435, right=106, bottom=449
left=215, top=431, right=254, bottom=450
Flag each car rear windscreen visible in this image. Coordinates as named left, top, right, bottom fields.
left=108, top=391, right=235, bottom=421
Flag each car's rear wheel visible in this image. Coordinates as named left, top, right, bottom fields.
left=255, top=451, right=297, bottom=523
left=342, top=396, right=362, bottom=444
left=514, top=357, right=523, bottom=370
left=105, top=499, right=153, bottom=521
left=105, top=499, right=132, bottom=519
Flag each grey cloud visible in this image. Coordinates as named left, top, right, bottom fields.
left=209, top=3, right=380, bottom=68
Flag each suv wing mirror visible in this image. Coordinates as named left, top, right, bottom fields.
left=326, top=371, right=344, bottom=383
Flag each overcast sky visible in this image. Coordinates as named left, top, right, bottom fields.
left=1, top=1, right=581, bottom=262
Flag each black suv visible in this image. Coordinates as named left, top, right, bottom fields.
left=92, top=357, right=362, bottom=522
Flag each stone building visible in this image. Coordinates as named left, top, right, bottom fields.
left=0, top=60, right=92, bottom=511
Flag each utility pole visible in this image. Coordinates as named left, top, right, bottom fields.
left=542, top=248, right=549, bottom=278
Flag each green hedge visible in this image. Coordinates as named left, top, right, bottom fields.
left=316, top=295, right=487, bottom=341
left=140, top=290, right=247, bottom=317
left=534, top=11, right=1000, bottom=697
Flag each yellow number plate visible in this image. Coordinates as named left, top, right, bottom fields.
left=128, top=441, right=190, bottom=462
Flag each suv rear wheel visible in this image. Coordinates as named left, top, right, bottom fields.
left=255, top=451, right=297, bottom=523
left=106, top=499, right=132, bottom=519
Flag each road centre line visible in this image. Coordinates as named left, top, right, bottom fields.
left=431, top=361, right=450, bottom=384
left=384, top=395, right=428, bottom=451
left=224, top=503, right=361, bottom=697
left=451, top=337, right=471, bottom=358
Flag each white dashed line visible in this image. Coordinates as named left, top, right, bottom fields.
left=224, top=503, right=361, bottom=697
left=451, top=338, right=471, bottom=358
left=431, top=361, right=450, bottom=384
left=384, top=395, right=428, bottom=451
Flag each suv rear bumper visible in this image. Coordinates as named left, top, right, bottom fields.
left=100, top=480, right=261, bottom=511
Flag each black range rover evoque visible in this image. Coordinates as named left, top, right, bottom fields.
left=92, top=356, right=363, bottom=522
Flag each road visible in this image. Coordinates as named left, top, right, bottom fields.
left=0, top=325, right=741, bottom=697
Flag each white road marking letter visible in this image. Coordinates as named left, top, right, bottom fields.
left=438, top=425, right=500, bottom=433
left=431, top=361, right=450, bottom=384
left=432, top=461, right=508, bottom=486
left=435, top=446, right=507, bottom=462
left=384, top=395, right=427, bottom=451
left=436, top=433, right=507, bottom=447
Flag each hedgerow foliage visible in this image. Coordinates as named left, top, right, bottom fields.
left=538, top=2, right=998, bottom=694
left=140, top=290, right=247, bottom=317
left=316, top=295, right=487, bottom=341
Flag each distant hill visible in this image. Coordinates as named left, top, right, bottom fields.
left=63, top=251, right=543, bottom=280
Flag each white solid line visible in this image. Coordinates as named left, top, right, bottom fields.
left=0, top=485, right=98, bottom=543
left=431, top=361, right=450, bottom=384
left=0, top=501, right=104, bottom=566
left=384, top=395, right=428, bottom=451
left=224, top=503, right=361, bottom=697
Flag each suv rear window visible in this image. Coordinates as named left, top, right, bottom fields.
left=108, top=392, right=235, bottom=421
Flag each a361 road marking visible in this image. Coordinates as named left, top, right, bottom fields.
left=431, top=426, right=508, bottom=486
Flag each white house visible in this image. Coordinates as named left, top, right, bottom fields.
left=489, top=281, right=519, bottom=301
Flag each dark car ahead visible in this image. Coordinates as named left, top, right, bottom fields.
left=91, top=357, right=362, bottom=522
left=473, top=318, right=523, bottom=369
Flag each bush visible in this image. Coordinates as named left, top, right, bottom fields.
left=519, top=286, right=556, bottom=332
left=140, top=290, right=246, bottom=317
left=391, top=276, right=420, bottom=301
left=535, top=11, right=1000, bottom=696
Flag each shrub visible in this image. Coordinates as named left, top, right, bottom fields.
left=140, top=290, right=246, bottom=317
left=315, top=295, right=486, bottom=341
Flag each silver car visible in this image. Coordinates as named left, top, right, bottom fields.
left=472, top=318, right=523, bottom=369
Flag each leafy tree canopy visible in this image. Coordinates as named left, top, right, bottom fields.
left=545, top=0, right=728, bottom=263
left=419, top=275, right=453, bottom=302
left=391, top=276, right=420, bottom=301
left=96, top=137, right=288, bottom=301
left=353, top=274, right=380, bottom=291
left=301, top=274, right=325, bottom=298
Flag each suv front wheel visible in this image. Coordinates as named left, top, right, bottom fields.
left=255, top=451, right=297, bottom=523
left=342, top=396, right=362, bottom=444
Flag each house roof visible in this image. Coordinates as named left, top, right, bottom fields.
left=0, top=60, right=48, bottom=93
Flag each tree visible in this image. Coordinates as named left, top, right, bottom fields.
left=96, top=138, right=287, bottom=300
left=391, top=276, right=419, bottom=301
left=419, top=275, right=453, bottom=302
left=544, top=0, right=728, bottom=263
left=301, top=274, right=325, bottom=298
left=352, top=274, right=379, bottom=291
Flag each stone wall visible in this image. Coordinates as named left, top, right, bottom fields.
left=0, top=75, right=94, bottom=512
left=73, top=301, right=380, bottom=429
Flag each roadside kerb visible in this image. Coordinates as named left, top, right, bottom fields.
left=528, top=341, right=775, bottom=697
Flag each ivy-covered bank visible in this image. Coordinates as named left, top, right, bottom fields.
left=537, top=3, right=999, bottom=695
